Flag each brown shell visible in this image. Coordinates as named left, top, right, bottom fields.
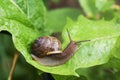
left=31, top=36, right=62, bottom=57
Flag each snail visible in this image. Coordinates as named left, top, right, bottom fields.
left=31, top=30, right=90, bottom=66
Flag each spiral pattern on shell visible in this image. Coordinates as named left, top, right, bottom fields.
left=31, top=36, right=62, bottom=57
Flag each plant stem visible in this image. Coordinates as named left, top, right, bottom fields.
left=8, top=50, right=19, bottom=80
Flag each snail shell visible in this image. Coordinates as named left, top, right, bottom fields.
left=31, top=36, right=62, bottom=57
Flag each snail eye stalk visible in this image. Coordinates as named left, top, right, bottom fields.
left=66, top=29, right=72, bottom=41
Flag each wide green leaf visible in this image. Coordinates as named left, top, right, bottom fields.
left=61, top=16, right=120, bottom=75
left=62, top=16, right=120, bottom=68
left=0, top=17, right=78, bottom=76
left=1, top=15, right=120, bottom=76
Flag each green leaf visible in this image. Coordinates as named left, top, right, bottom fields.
left=0, top=17, right=46, bottom=75
left=0, top=18, right=40, bottom=55
left=0, top=0, right=33, bottom=28
left=61, top=16, right=120, bottom=75
left=0, top=0, right=46, bottom=30
left=14, top=0, right=47, bottom=29
left=1, top=14, right=120, bottom=76
left=0, top=17, right=78, bottom=76
left=53, top=58, right=120, bottom=80
left=45, top=8, right=81, bottom=34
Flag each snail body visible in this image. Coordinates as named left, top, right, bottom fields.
left=31, top=30, right=90, bottom=66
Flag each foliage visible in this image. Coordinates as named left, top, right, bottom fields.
left=0, top=0, right=120, bottom=80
